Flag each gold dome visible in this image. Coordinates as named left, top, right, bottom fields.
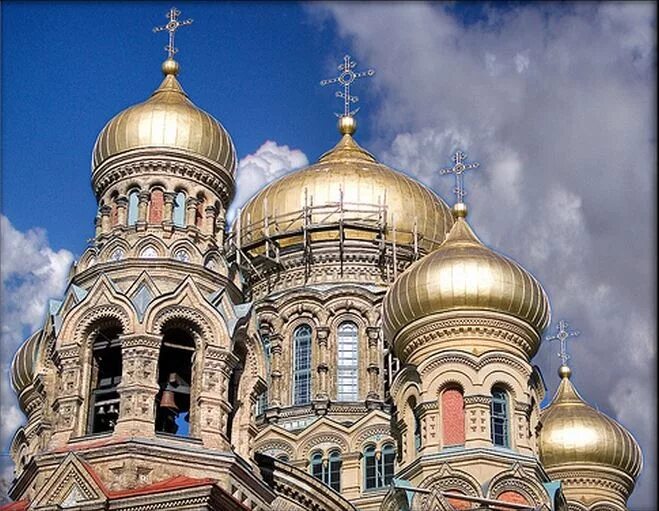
left=539, top=368, right=642, bottom=480
left=11, top=331, right=42, bottom=397
left=92, top=59, right=236, bottom=173
left=237, top=120, right=454, bottom=253
left=382, top=213, right=550, bottom=343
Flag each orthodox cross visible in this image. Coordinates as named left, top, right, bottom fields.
left=439, top=151, right=480, bottom=204
left=320, top=54, right=375, bottom=117
left=153, top=7, right=193, bottom=59
left=546, top=320, right=580, bottom=366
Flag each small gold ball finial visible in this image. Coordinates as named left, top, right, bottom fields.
left=452, top=202, right=468, bottom=218
left=558, top=364, right=572, bottom=379
left=338, top=115, right=357, bottom=136
left=162, top=58, right=180, bottom=76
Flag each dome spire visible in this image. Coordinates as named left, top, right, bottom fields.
left=320, top=54, right=375, bottom=136
left=439, top=150, right=480, bottom=219
left=545, top=319, right=581, bottom=379
left=153, top=6, right=193, bottom=76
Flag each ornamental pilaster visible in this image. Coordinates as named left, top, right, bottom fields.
left=464, top=394, right=491, bottom=448
left=366, top=326, right=381, bottom=400
left=204, top=204, right=217, bottom=237
left=115, top=195, right=129, bottom=226
left=315, top=326, right=330, bottom=401
left=114, top=334, right=161, bottom=437
left=185, top=196, right=200, bottom=227
left=137, top=190, right=150, bottom=227
left=513, top=400, right=533, bottom=454
left=417, top=401, right=439, bottom=450
left=100, top=205, right=112, bottom=234
left=49, top=346, right=84, bottom=448
left=163, top=191, right=176, bottom=226
left=216, top=209, right=226, bottom=245
left=269, top=333, right=283, bottom=408
left=197, top=346, right=238, bottom=450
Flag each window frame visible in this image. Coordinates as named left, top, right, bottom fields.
left=491, top=386, right=510, bottom=448
left=336, top=321, right=359, bottom=401
left=293, top=324, right=312, bottom=405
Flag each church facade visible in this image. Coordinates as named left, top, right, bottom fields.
left=4, top=10, right=642, bottom=511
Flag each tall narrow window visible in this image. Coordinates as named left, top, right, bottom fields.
left=311, top=451, right=323, bottom=480
left=382, top=443, right=395, bottom=486
left=149, top=189, right=164, bottom=224
left=414, top=410, right=422, bottom=452
left=491, top=386, right=509, bottom=447
left=127, top=189, right=139, bottom=226
left=328, top=450, right=341, bottom=491
left=256, top=331, right=271, bottom=415
left=336, top=322, right=359, bottom=401
left=442, top=387, right=465, bottom=446
left=195, top=197, right=205, bottom=228
left=293, top=325, right=312, bottom=405
left=364, top=444, right=394, bottom=490
left=88, top=326, right=122, bottom=434
left=156, top=328, right=194, bottom=436
left=173, top=191, right=186, bottom=227
left=364, top=446, right=377, bottom=490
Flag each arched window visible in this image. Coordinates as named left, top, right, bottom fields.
left=277, top=454, right=289, bottom=463
left=364, top=445, right=395, bottom=490
left=256, top=330, right=271, bottom=415
left=441, top=386, right=465, bottom=446
left=88, top=325, right=122, bottom=434
left=156, top=327, right=194, bottom=436
left=149, top=189, right=164, bottom=224
left=195, top=196, right=205, bottom=228
left=328, top=450, right=341, bottom=491
left=336, top=322, right=359, bottom=401
left=491, top=386, right=509, bottom=447
left=173, top=191, right=186, bottom=227
left=414, top=409, right=422, bottom=452
left=127, top=189, right=139, bottom=226
left=293, top=325, right=312, bottom=405
left=311, top=451, right=323, bottom=481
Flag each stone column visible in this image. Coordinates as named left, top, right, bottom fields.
left=314, top=326, right=330, bottom=405
left=366, top=326, right=381, bottom=402
left=216, top=209, right=226, bottom=246
left=163, top=192, right=176, bottom=228
left=114, top=334, right=161, bottom=437
left=100, top=205, right=112, bottom=234
left=340, top=452, right=362, bottom=500
left=185, top=197, right=199, bottom=227
left=137, top=191, right=150, bottom=229
left=417, top=401, right=439, bottom=451
left=49, top=346, right=84, bottom=449
left=115, top=196, right=129, bottom=226
left=204, top=204, right=217, bottom=237
left=267, top=333, right=283, bottom=414
left=197, top=346, right=237, bottom=450
left=464, top=394, right=491, bottom=448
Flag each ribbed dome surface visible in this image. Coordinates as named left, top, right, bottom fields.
left=383, top=215, right=550, bottom=343
left=539, top=372, right=642, bottom=479
left=11, top=331, right=42, bottom=395
left=237, top=132, right=453, bottom=252
left=92, top=70, right=236, bottom=173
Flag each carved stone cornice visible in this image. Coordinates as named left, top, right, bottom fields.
left=464, top=394, right=491, bottom=406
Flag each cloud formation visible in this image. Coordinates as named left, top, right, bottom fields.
left=0, top=215, right=73, bottom=487
left=229, top=140, right=309, bottom=223
left=312, top=3, right=655, bottom=508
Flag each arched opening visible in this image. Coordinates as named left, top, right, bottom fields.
left=110, top=191, right=119, bottom=226
left=155, top=327, right=194, bottom=436
left=293, top=324, right=312, bottom=405
left=441, top=386, right=465, bottom=447
left=88, top=324, right=123, bottom=434
left=491, top=385, right=510, bottom=447
left=336, top=321, right=359, bottom=401
left=173, top=190, right=186, bottom=227
left=256, top=327, right=271, bottom=416
left=127, top=189, right=139, bottom=226
left=227, top=340, right=247, bottom=442
left=364, top=443, right=395, bottom=490
left=195, top=194, right=205, bottom=228
left=149, top=188, right=164, bottom=224
left=310, top=450, right=341, bottom=491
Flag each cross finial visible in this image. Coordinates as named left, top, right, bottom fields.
left=439, top=151, right=480, bottom=205
left=546, top=320, right=581, bottom=366
left=320, top=54, right=375, bottom=118
left=153, top=7, right=193, bottom=60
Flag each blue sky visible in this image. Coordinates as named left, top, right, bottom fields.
left=1, top=2, right=656, bottom=509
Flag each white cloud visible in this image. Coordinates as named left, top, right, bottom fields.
left=228, top=141, right=309, bottom=224
left=0, top=215, right=73, bottom=454
left=312, top=3, right=655, bottom=508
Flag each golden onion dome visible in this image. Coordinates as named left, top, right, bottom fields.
left=92, top=59, right=236, bottom=174
left=237, top=116, right=454, bottom=253
left=382, top=207, right=550, bottom=343
left=538, top=365, right=642, bottom=480
left=10, top=331, right=42, bottom=396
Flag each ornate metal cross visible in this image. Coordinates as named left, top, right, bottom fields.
left=546, top=320, right=580, bottom=366
left=439, top=151, right=480, bottom=204
left=153, top=7, right=194, bottom=59
left=320, top=54, right=375, bottom=117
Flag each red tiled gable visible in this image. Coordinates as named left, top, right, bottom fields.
left=0, top=500, right=29, bottom=511
left=109, top=475, right=215, bottom=498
